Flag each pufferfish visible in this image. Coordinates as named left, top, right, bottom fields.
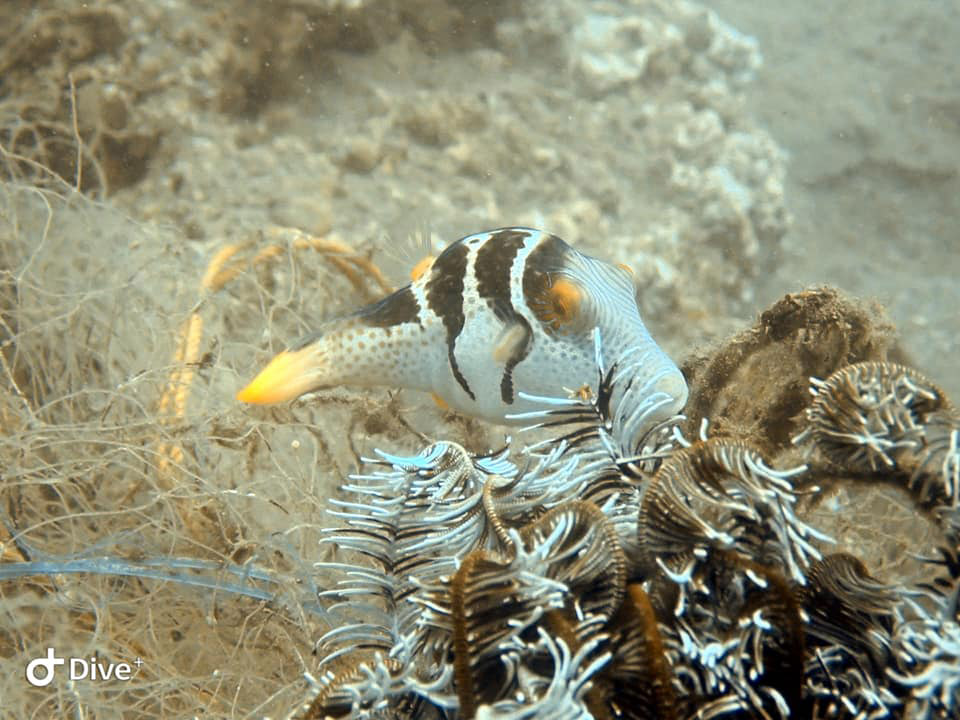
left=237, top=227, right=687, bottom=429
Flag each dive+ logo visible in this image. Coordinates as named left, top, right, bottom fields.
left=25, top=648, right=142, bottom=687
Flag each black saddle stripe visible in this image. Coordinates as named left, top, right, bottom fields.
left=474, top=228, right=535, bottom=404
left=425, top=240, right=475, bottom=400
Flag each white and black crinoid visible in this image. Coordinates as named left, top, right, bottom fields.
left=282, top=329, right=960, bottom=719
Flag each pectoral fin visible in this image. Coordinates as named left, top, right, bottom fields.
left=492, top=321, right=530, bottom=365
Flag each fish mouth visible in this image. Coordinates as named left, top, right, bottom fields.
left=236, top=346, right=324, bottom=405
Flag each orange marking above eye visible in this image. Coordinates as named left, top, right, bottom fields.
left=410, top=255, right=436, bottom=282
left=616, top=262, right=634, bottom=276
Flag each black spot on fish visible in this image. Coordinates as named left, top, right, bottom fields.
left=357, top=285, right=420, bottom=328
left=426, top=240, right=474, bottom=400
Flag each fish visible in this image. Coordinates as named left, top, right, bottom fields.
left=237, top=227, right=687, bottom=428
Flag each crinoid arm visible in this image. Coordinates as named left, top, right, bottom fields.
left=297, top=327, right=960, bottom=719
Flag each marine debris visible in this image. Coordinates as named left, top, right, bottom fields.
left=1, top=187, right=955, bottom=716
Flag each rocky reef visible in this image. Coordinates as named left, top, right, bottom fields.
left=2, top=0, right=789, bottom=327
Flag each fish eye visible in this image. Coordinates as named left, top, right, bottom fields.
left=530, top=274, right=591, bottom=335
